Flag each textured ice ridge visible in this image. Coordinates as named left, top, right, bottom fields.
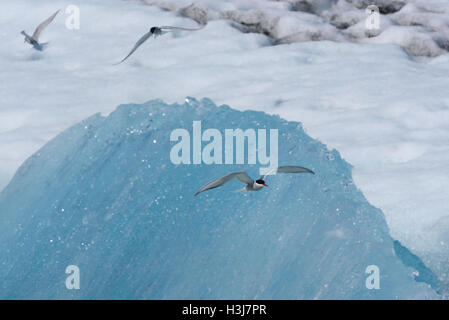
left=143, top=0, right=449, bottom=57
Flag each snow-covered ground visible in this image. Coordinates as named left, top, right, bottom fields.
left=0, top=0, right=449, bottom=286
left=145, top=0, right=449, bottom=57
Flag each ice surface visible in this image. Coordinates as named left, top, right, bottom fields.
left=146, top=0, right=449, bottom=57
left=0, top=98, right=437, bottom=299
left=1, top=0, right=449, bottom=293
left=0, top=0, right=449, bottom=296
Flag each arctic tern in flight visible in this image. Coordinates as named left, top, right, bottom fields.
left=115, top=25, right=205, bottom=65
left=194, top=166, right=315, bottom=196
left=21, top=10, right=60, bottom=51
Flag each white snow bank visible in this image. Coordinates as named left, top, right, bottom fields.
left=143, top=0, right=449, bottom=57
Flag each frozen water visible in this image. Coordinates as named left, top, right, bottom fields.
left=1, top=0, right=449, bottom=295
left=0, top=98, right=437, bottom=299
left=147, top=0, right=449, bottom=57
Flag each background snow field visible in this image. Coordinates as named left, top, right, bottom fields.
left=0, top=0, right=449, bottom=296
left=0, top=98, right=437, bottom=299
left=145, top=0, right=449, bottom=57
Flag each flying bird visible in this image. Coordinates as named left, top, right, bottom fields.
left=114, top=25, right=205, bottom=65
left=21, top=10, right=60, bottom=51
left=194, top=166, right=315, bottom=196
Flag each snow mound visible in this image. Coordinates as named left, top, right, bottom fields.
left=144, top=0, right=449, bottom=57
left=0, top=98, right=437, bottom=299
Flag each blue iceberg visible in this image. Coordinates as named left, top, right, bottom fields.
left=0, top=98, right=437, bottom=299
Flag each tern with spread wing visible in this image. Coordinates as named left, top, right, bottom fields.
left=194, top=166, right=314, bottom=196
left=115, top=25, right=205, bottom=65
left=21, top=10, right=60, bottom=51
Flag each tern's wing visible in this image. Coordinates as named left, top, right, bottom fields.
left=261, top=166, right=314, bottom=180
left=114, top=31, right=152, bottom=65
left=160, top=25, right=205, bottom=31
left=32, top=9, right=60, bottom=41
left=195, top=172, right=253, bottom=196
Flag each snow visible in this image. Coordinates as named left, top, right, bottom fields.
left=146, top=0, right=449, bottom=57
left=0, top=0, right=449, bottom=295
left=0, top=98, right=437, bottom=299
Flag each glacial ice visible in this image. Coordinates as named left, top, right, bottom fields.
left=2, top=0, right=449, bottom=284
left=146, top=0, right=449, bottom=57
left=0, top=98, right=438, bottom=299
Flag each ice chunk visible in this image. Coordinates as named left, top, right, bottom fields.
left=0, top=98, right=437, bottom=299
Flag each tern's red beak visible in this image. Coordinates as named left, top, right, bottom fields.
left=263, top=183, right=268, bottom=187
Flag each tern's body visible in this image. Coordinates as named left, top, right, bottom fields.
left=22, top=10, right=59, bottom=51
left=234, top=180, right=266, bottom=193
left=115, top=25, right=205, bottom=65
left=195, top=166, right=315, bottom=196
left=21, top=31, right=47, bottom=51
